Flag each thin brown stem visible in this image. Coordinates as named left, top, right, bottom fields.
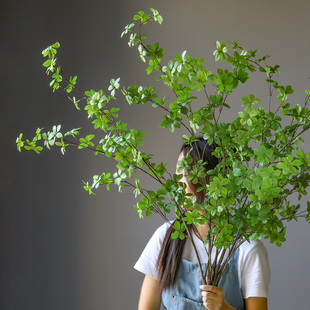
left=56, top=58, right=85, bottom=96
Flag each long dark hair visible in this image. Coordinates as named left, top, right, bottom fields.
left=156, top=137, right=219, bottom=292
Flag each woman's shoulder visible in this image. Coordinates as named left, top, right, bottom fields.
left=133, top=221, right=173, bottom=279
left=139, top=221, right=173, bottom=254
left=239, top=239, right=267, bottom=254
left=148, top=221, right=172, bottom=243
left=155, top=220, right=172, bottom=234
left=238, top=239, right=271, bottom=298
left=238, top=239, right=269, bottom=267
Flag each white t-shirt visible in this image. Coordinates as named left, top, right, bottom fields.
left=134, top=222, right=270, bottom=299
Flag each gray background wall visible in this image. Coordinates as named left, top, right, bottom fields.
left=1, top=0, right=310, bottom=309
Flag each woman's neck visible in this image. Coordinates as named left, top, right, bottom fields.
left=194, top=221, right=210, bottom=242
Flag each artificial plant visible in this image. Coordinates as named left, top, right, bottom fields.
left=16, top=8, right=310, bottom=286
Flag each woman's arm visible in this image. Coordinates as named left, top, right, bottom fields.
left=244, top=297, right=268, bottom=310
left=138, top=275, right=161, bottom=310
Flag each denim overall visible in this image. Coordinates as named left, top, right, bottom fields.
left=161, top=248, right=244, bottom=310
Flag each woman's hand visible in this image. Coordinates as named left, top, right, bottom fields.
left=200, top=284, right=268, bottom=310
left=200, top=284, right=225, bottom=310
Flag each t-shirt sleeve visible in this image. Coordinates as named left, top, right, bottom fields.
left=134, top=222, right=170, bottom=280
left=239, top=240, right=271, bottom=299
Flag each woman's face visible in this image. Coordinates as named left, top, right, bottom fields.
left=176, top=151, right=196, bottom=201
left=176, top=151, right=207, bottom=215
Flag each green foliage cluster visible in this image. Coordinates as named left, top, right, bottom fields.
left=17, top=8, right=310, bottom=285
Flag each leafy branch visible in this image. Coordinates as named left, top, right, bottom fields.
left=17, top=8, right=310, bottom=287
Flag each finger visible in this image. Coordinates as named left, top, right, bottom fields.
left=201, top=291, right=217, bottom=302
left=200, top=285, right=224, bottom=296
left=200, top=285, right=218, bottom=292
left=203, top=300, right=215, bottom=310
left=201, top=291, right=213, bottom=298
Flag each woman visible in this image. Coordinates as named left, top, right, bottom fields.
left=134, top=137, right=270, bottom=310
